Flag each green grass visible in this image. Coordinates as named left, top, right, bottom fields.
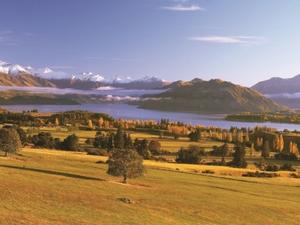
left=0, top=148, right=299, bottom=225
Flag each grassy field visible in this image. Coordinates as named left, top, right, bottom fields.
left=0, top=148, right=299, bottom=225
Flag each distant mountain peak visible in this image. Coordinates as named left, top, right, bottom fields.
left=0, top=59, right=168, bottom=89
left=0, top=61, right=29, bottom=75
left=253, top=74, right=300, bottom=94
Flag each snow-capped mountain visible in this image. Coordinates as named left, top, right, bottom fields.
left=136, top=76, right=167, bottom=83
left=0, top=59, right=169, bottom=89
left=0, top=60, right=30, bottom=75
left=110, top=76, right=133, bottom=83
left=71, top=72, right=105, bottom=82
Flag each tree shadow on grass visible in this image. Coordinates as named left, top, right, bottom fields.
left=0, top=164, right=106, bottom=181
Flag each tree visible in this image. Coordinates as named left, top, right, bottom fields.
left=61, top=134, right=79, bottom=151
left=31, top=132, right=56, bottom=148
left=188, top=129, right=201, bottom=141
left=226, top=132, right=233, bottom=143
left=221, top=143, right=230, bottom=164
left=134, top=139, right=151, bottom=159
left=149, top=140, right=161, bottom=155
left=55, top=118, right=60, bottom=126
left=229, top=144, right=247, bottom=168
left=115, top=126, right=125, bottom=149
left=87, top=119, right=93, bottom=129
left=278, top=134, right=284, bottom=152
left=176, top=145, right=204, bottom=164
left=0, top=128, right=22, bottom=156
left=250, top=143, right=255, bottom=157
left=107, top=148, right=144, bottom=183
left=16, top=127, right=27, bottom=146
left=289, top=141, right=299, bottom=157
left=262, top=140, right=270, bottom=158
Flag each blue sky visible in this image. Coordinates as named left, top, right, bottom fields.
left=0, top=0, right=300, bottom=86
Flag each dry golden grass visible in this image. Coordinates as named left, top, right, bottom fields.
left=0, top=148, right=299, bottom=225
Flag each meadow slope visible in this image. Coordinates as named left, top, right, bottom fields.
left=0, top=148, right=299, bottom=225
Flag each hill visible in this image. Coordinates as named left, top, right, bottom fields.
left=139, top=79, right=287, bottom=114
left=0, top=72, right=55, bottom=87
left=252, top=74, right=300, bottom=94
left=0, top=90, right=80, bottom=105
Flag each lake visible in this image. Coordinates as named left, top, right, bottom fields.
left=2, top=103, right=300, bottom=131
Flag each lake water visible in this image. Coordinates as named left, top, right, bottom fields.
left=2, top=103, right=300, bottom=131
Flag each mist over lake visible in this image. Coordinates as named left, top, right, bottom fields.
left=0, top=86, right=165, bottom=97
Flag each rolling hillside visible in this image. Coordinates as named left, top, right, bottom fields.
left=139, top=79, right=288, bottom=114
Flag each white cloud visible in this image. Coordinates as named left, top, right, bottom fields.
left=162, top=4, right=204, bottom=11
left=188, top=36, right=266, bottom=44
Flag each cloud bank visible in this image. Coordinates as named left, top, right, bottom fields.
left=162, top=4, right=204, bottom=11
left=188, top=36, right=266, bottom=44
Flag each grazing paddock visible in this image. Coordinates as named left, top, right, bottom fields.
left=0, top=148, right=299, bottom=225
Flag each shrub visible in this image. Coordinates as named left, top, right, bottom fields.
left=202, top=170, right=215, bottom=174
left=242, top=171, right=279, bottom=178
left=289, top=173, right=300, bottom=178
left=280, top=163, right=296, bottom=172
left=85, top=148, right=108, bottom=156
left=265, top=164, right=280, bottom=172
left=274, top=152, right=298, bottom=161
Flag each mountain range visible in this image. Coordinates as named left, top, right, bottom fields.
left=0, top=59, right=291, bottom=113
left=252, top=74, right=300, bottom=94
left=0, top=60, right=168, bottom=89
left=252, top=74, right=300, bottom=109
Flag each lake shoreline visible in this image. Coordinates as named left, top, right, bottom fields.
left=2, top=103, right=300, bottom=131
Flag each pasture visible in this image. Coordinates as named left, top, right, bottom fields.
left=0, top=148, right=299, bottom=225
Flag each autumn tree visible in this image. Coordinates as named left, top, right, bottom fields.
left=87, top=119, right=93, bottom=129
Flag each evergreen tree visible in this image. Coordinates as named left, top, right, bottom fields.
left=115, top=126, right=125, bottom=149
left=262, top=140, right=270, bottom=158
left=134, top=139, right=151, bottom=159
left=230, top=144, right=247, bottom=168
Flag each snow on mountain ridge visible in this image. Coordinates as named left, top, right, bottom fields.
left=0, top=61, right=29, bottom=75
left=71, top=72, right=105, bottom=82
left=0, top=59, right=167, bottom=84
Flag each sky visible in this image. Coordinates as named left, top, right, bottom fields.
left=1, top=0, right=300, bottom=86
